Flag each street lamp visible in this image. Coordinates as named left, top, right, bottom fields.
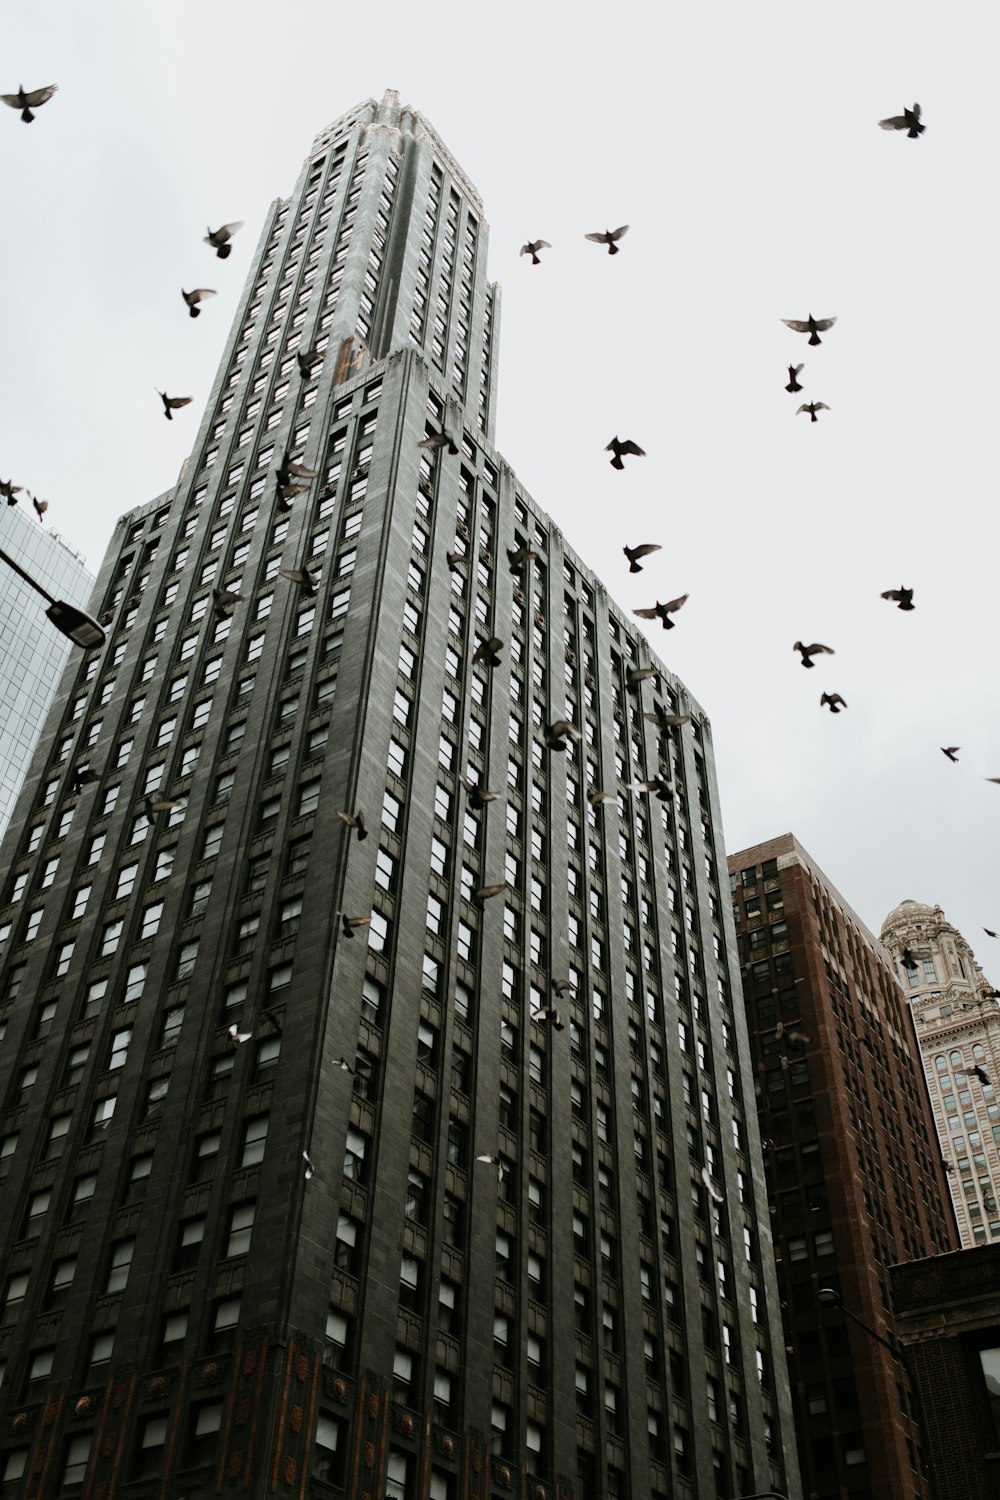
left=814, top=1287, right=939, bottom=1499
left=0, top=545, right=106, bottom=648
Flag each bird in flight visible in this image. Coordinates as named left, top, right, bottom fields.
left=211, top=585, right=243, bottom=613
left=785, top=364, right=804, bottom=393
left=340, top=914, right=371, bottom=939
left=276, top=450, right=316, bottom=488
left=297, top=346, right=325, bottom=379
left=277, top=565, right=320, bottom=596
left=984, top=928, right=997, bottom=939
left=782, top=314, right=837, bottom=346
left=796, top=402, right=830, bottom=423
left=626, top=666, right=660, bottom=689
left=794, top=641, right=835, bottom=668
left=418, top=431, right=459, bottom=456
left=623, top=543, right=661, bottom=573
left=585, top=225, right=629, bottom=254
left=542, top=719, right=581, bottom=752
left=606, top=436, right=646, bottom=470
left=472, top=636, right=504, bottom=669
left=474, top=883, right=507, bottom=904
left=644, top=703, right=690, bottom=734
left=227, top=1023, right=253, bottom=1046
left=204, top=221, right=244, bottom=258
left=30, top=494, right=48, bottom=523
left=157, top=391, right=192, bottom=421
left=941, top=747, right=960, bottom=762
left=588, top=788, right=616, bottom=807
left=633, top=594, right=688, bottom=629
left=520, top=239, right=552, bottom=265
left=302, top=1151, right=315, bottom=1180
left=973, top=1064, right=992, bottom=1086
left=446, top=549, right=467, bottom=573
left=700, top=1166, right=725, bottom=1206
left=879, top=103, right=924, bottom=138
left=1, top=479, right=22, bottom=504
left=182, top=287, right=217, bottom=319
left=144, top=794, right=185, bottom=817
left=461, top=776, right=501, bottom=810
left=820, top=693, right=848, bottom=713
left=336, top=809, right=368, bottom=842
left=534, top=1005, right=565, bottom=1031
left=631, top=775, right=674, bottom=802
left=335, top=1056, right=354, bottom=1073
left=70, top=765, right=101, bottom=796
left=507, top=545, right=539, bottom=573
left=1, top=84, right=57, bottom=123
left=881, top=586, right=915, bottom=611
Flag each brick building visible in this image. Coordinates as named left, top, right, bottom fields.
left=728, top=833, right=957, bottom=1500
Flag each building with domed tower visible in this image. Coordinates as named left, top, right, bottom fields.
left=881, top=899, right=1000, bottom=1248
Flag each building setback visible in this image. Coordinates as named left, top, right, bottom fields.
left=880, top=899, right=1000, bottom=1248
left=0, top=505, right=94, bottom=843
left=0, top=92, right=799, bottom=1500
left=727, top=834, right=957, bottom=1500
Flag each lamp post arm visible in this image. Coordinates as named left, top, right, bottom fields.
left=0, top=544, right=57, bottom=605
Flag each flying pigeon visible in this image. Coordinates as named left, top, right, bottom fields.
left=336, top=809, right=368, bottom=841
left=879, top=103, right=924, bottom=138
left=782, top=314, right=837, bottom=346
left=1, top=84, right=57, bottom=123
left=0, top=479, right=22, bottom=504
left=211, top=586, right=243, bottom=612
left=881, top=586, right=915, bottom=611
left=472, top=637, right=504, bottom=669
left=941, top=747, right=960, bottom=762
left=418, top=431, right=459, bottom=456
left=626, top=666, right=660, bottom=688
left=973, top=1065, right=992, bottom=1086
left=633, top=595, right=688, bottom=629
left=507, top=545, right=539, bottom=573
left=606, top=436, right=646, bottom=470
left=796, top=402, right=830, bottom=423
left=623, top=543, right=661, bottom=573
left=520, top=239, right=552, bottom=265
left=542, top=720, right=581, bottom=752
left=227, top=1023, right=253, bottom=1046
left=204, top=221, right=244, bottom=258
left=297, top=346, right=324, bottom=378
left=182, top=287, right=217, bottom=318
left=794, top=641, right=835, bottom=668
left=820, top=693, right=848, bottom=713
left=461, top=776, right=501, bottom=810
left=277, top=566, right=320, bottom=596
left=340, top=914, right=371, bottom=938
left=585, top=225, right=629, bottom=254
left=157, top=391, right=192, bottom=421
left=70, top=765, right=101, bottom=796
left=785, top=364, right=804, bottom=393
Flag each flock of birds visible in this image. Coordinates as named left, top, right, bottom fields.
left=3, top=83, right=995, bottom=1123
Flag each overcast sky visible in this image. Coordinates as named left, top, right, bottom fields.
left=2, top=1, right=996, bottom=962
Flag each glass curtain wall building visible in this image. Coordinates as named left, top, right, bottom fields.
left=0, top=91, right=799, bottom=1500
left=0, top=505, right=94, bottom=841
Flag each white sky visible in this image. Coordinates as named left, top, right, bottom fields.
left=1, top=0, right=996, bottom=960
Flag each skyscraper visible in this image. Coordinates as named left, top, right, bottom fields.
left=0, top=92, right=799, bottom=1499
left=727, top=834, right=958, bottom=1500
left=0, top=505, right=94, bottom=842
left=881, top=899, right=1000, bottom=1248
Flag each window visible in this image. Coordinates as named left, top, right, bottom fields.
left=226, top=1201, right=256, bottom=1256
left=202, top=824, right=224, bottom=858
left=241, top=1115, right=269, bottom=1167
left=141, top=900, right=164, bottom=939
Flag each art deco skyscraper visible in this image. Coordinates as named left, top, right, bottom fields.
left=728, top=834, right=958, bottom=1500
left=881, top=899, right=1000, bottom=1248
left=0, top=92, right=799, bottom=1500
